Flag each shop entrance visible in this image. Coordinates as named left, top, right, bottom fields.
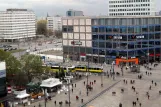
left=116, top=58, right=139, bottom=66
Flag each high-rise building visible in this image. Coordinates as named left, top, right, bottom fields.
left=62, top=16, right=161, bottom=64
left=0, top=9, right=36, bottom=42
left=47, top=15, right=62, bottom=32
left=108, top=0, right=156, bottom=16
left=66, top=9, right=84, bottom=16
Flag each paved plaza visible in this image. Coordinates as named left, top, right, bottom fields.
left=18, top=62, right=161, bottom=107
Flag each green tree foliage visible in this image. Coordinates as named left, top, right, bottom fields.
left=21, top=54, right=43, bottom=82
left=0, top=49, right=21, bottom=84
left=54, top=30, right=62, bottom=38
left=36, top=20, right=47, bottom=36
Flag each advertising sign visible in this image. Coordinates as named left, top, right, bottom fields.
left=113, top=36, right=122, bottom=39
left=0, top=62, right=6, bottom=78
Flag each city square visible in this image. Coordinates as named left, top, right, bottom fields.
left=15, top=62, right=161, bottom=107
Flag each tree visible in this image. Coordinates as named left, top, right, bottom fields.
left=0, top=49, right=21, bottom=84
left=21, top=54, right=43, bottom=82
left=47, top=29, right=53, bottom=36
left=36, top=20, right=47, bottom=36
left=54, top=30, right=62, bottom=38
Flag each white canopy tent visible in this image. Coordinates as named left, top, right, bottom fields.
left=40, top=78, right=62, bottom=88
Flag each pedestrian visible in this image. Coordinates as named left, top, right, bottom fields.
left=119, top=103, right=122, bottom=107
left=72, top=88, right=73, bottom=93
left=152, top=80, right=153, bottom=84
left=149, top=85, right=151, bottom=90
left=132, top=101, right=134, bottom=106
left=137, top=97, right=139, bottom=101
left=123, top=79, right=125, bottom=83
left=134, top=87, right=135, bottom=92
left=148, top=72, right=149, bottom=76
left=72, top=83, right=73, bottom=87
left=83, top=81, right=85, bottom=85
left=139, top=103, right=142, bottom=107
left=134, top=102, right=136, bottom=106
left=39, top=103, right=41, bottom=107
left=155, top=82, right=157, bottom=86
left=75, top=84, right=76, bottom=87
left=146, top=71, right=147, bottom=75
left=79, top=91, right=81, bottom=95
left=54, top=100, right=56, bottom=105
left=81, top=99, right=83, bottom=103
left=150, top=72, right=152, bottom=75
left=148, top=95, right=150, bottom=99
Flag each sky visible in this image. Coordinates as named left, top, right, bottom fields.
left=0, top=0, right=160, bottom=17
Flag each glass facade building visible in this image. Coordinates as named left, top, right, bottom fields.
left=62, top=16, right=161, bottom=64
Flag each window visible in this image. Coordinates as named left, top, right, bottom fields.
left=92, top=27, right=98, bottom=32
left=99, top=35, right=105, bottom=40
left=128, top=27, right=134, bottom=33
left=93, top=42, right=98, bottom=47
left=99, top=42, right=105, bottom=48
left=120, top=26, right=127, bottom=33
left=155, top=25, right=161, bottom=31
left=99, top=26, right=105, bottom=32
left=106, top=26, right=112, bottom=33
left=92, top=35, right=98, bottom=40
left=142, top=26, right=148, bottom=32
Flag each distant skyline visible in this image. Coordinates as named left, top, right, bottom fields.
left=0, top=0, right=160, bottom=17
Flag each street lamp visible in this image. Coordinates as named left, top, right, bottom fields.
left=101, top=64, right=103, bottom=87
left=86, top=59, right=89, bottom=96
left=43, top=88, right=47, bottom=107
left=112, top=61, right=115, bottom=80
left=67, top=79, right=71, bottom=107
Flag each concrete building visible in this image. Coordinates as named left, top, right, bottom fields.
left=108, top=0, right=156, bottom=16
left=62, top=16, right=161, bottom=64
left=0, top=9, right=36, bottom=42
left=66, top=9, right=84, bottom=16
left=47, top=15, right=62, bottom=32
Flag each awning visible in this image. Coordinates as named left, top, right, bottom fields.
left=40, top=78, right=62, bottom=88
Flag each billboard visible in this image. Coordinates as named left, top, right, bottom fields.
left=0, top=62, right=6, bottom=78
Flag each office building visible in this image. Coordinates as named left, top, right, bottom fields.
left=108, top=0, right=156, bottom=16
left=66, top=9, right=84, bottom=16
left=62, top=16, right=161, bottom=64
left=47, top=15, right=62, bottom=32
left=0, top=9, right=36, bottom=42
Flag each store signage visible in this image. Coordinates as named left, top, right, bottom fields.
left=132, top=35, right=144, bottom=39
left=113, top=36, right=122, bottom=39
left=121, top=56, right=126, bottom=59
left=136, top=35, right=144, bottom=39
left=131, top=56, right=136, bottom=59
left=71, top=41, right=82, bottom=45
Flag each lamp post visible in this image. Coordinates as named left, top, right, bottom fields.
left=86, top=59, right=89, bottom=96
left=112, top=61, right=115, bottom=80
left=67, top=79, right=71, bottom=107
left=43, top=88, right=47, bottom=107
left=101, top=64, right=103, bottom=87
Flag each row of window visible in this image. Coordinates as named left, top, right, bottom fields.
left=109, top=0, right=150, bottom=4
left=93, top=49, right=160, bottom=56
left=92, top=33, right=161, bottom=41
left=63, top=26, right=73, bottom=32
left=92, top=25, right=161, bottom=33
left=110, top=8, right=150, bottom=12
left=92, top=41, right=160, bottom=49
left=109, top=3, right=150, bottom=8
left=92, top=18, right=161, bottom=26
left=109, top=12, right=150, bottom=16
